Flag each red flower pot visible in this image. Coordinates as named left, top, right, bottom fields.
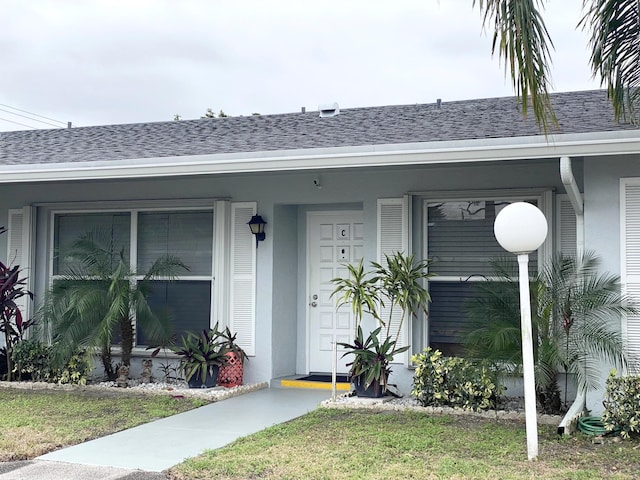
left=217, top=351, right=244, bottom=388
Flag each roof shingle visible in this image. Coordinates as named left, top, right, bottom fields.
left=1, top=90, right=638, bottom=166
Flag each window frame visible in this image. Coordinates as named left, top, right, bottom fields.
left=421, top=189, right=553, bottom=352
left=48, top=200, right=217, bottom=350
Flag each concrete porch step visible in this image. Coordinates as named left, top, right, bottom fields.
left=277, top=374, right=352, bottom=391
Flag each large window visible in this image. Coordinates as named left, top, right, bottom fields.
left=426, top=198, right=539, bottom=355
left=52, top=209, right=214, bottom=345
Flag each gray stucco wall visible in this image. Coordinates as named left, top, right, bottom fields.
left=583, top=154, right=640, bottom=413
left=0, top=157, right=569, bottom=388
left=271, top=204, right=298, bottom=379
left=583, top=155, right=640, bottom=274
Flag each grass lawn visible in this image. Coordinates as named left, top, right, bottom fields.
left=168, top=408, right=640, bottom=480
left=0, top=387, right=208, bottom=461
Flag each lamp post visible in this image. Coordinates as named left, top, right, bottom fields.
left=494, top=202, right=548, bottom=460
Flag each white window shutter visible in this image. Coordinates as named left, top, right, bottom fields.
left=556, top=195, right=577, bottom=257
left=7, top=207, right=35, bottom=323
left=213, top=200, right=230, bottom=328
left=622, top=182, right=640, bottom=362
left=229, top=202, right=257, bottom=356
left=377, top=197, right=410, bottom=364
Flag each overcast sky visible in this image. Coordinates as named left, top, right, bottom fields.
left=0, top=0, right=599, bottom=132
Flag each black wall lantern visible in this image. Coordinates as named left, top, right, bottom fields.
left=247, top=215, right=267, bottom=247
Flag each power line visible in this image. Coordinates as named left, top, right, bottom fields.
left=0, top=107, right=63, bottom=128
left=0, top=103, right=66, bottom=126
left=0, top=116, right=38, bottom=129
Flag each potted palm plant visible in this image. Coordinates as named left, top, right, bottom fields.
left=339, top=325, right=407, bottom=397
left=332, top=252, right=432, bottom=397
left=173, top=328, right=228, bottom=388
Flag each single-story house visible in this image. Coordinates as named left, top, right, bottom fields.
left=1, top=89, right=639, bottom=415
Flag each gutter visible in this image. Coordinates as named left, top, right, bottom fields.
left=557, top=156, right=586, bottom=434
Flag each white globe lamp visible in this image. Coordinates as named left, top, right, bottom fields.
left=494, top=202, right=548, bottom=461
left=494, top=202, right=548, bottom=254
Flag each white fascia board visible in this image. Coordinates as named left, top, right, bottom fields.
left=2, top=130, right=640, bottom=184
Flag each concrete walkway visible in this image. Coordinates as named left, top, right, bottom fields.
left=0, top=388, right=330, bottom=479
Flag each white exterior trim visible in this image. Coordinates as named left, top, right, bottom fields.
left=213, top=200, right=230, bottom=328
left=3, top=130, right=640, bottom=184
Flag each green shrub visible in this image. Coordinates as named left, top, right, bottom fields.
left=11, top=339, right=52, bottom=381
left=602, top=370, right=640, bottom=439
left=53, top=349, right=93, bottom=385
left=411, top=347, right=505, bottom=411
left=11, top=339, right=92, bottom=385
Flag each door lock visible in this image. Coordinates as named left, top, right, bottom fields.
left=310, top=294, right=318, bottom=307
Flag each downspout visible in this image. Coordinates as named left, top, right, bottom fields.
left=560, top=156, right=584, bottom=255
left=558, top=156, right=586, bottom=435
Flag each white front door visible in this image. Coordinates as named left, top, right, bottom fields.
left=308, top=211, right=364, bottom=373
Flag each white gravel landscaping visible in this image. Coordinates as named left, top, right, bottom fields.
left=321, top=391, right=563, bottom=426
left=0, top=379, right=269, bottom=402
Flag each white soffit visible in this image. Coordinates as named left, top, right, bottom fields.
left=2, top=130, right=640, bottom=183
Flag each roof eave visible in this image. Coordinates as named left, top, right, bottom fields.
left=2, top=130, right=640, bottom=184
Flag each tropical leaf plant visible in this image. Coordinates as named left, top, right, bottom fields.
left=43, top=228, right=188, bottom=380
left=465, top=251, right=637, bottom=412
left=338, top=326, right=409, bottom=391
left=172, top=327, right=228, bottom=384
left=0, top=225, right=34, bottom=381
left=371, top=253, right=433, bottom=346
left=331, top=252, right=432, bottom=394
left=330, top=259, right=381, bottom=331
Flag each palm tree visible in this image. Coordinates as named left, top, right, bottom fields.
left=44, top=229, right=188, bottom=380
left=473, top=0, right=640, bottom=129
left=465, top=251, right=636, bottom=413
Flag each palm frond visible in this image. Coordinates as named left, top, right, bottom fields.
left=581, top=0, right=640, bottom=123
left=473, top=0, right=557, bottom=131
left=43, top=227, right=188, bottom=371
left=465, top=250, right=631, bottom=395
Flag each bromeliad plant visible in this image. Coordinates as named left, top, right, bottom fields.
left=172, top=326, right=228, bottom=387
left=339, top=325, right=407, bottom=394
left=332, top=252, right=432, bottom=395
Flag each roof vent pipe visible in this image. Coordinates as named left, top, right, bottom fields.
left=319, top=102, right=339, bottom=117
left=436, top=99, right=441, bottom=109
left=301, top=107, right=306, bottom=113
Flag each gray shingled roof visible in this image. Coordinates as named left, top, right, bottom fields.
left=1, top=90, right=638, bottom=166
